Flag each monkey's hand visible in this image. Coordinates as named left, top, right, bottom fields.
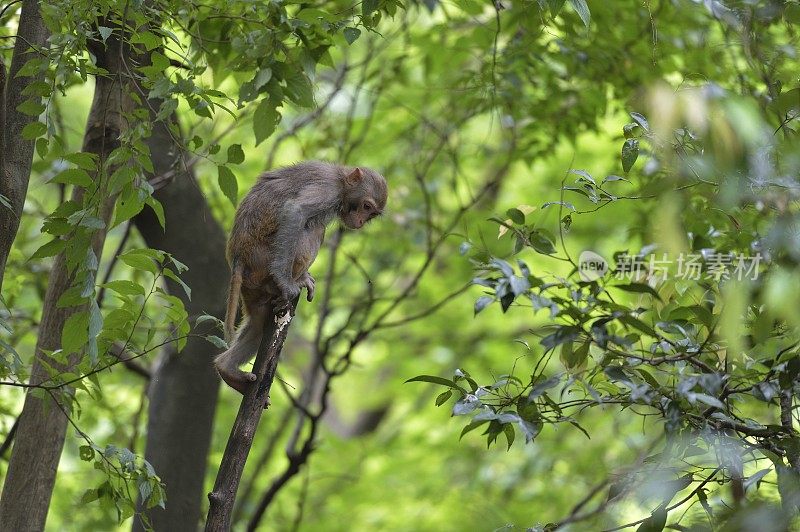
left=298, top=272, right=315, bottom=302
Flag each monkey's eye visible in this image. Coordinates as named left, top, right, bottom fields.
left=363, top=202, right=372, bottom=212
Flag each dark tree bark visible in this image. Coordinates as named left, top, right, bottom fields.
left=131, top=112, right=228, bottom=532
left=205, top=305, right=295, bottom=532
left=0, top=25, right=130, bottom=529
left=0, top=0, right=49, bottom=289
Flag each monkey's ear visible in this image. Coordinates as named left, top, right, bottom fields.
left=345, top=168, right=363, bottom=186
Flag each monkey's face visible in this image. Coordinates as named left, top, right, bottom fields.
left=341, top=167, right=388, bottom=230
left=343, top=198, right=381, bottom=229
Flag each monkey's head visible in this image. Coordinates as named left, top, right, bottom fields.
left=341, top=167, right=388, bottom=230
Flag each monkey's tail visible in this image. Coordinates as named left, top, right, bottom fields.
left=224, top=263, right=243, bottom=343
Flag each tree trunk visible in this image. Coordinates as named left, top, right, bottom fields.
left=131, top=112, right=228, bottom=532
left=0, top=0, right=49, bottom=289
left=0, top=38, right=131, bottom=530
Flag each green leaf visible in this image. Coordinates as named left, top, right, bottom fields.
left=562, top=340, right=590, bottom=369
left=145, top=197, right=165, bottom=229
left=102, top=280, right=145, bottom=296
left=21, top=81, right=52, bottom=98
left=163, top=267, right=191, bottom=300
left=622, top=138, right=639, bottom=173
left=614, top=282, right=661, bottom=300
left=435, top=390, right=452, bottom=406
left=503, top=423, right=515, bottom=450
left=62, top=310, right=89, bottom=354
left=362, top=0, right=379, bottom=17
left=64, top=152, right=98, bottom=170
left=506, top=208, right=525, bottom=224
left=131, top=30, right=162, bottom=51
left=569, top=0, right=590, bottom=27
left=636, top=504, right=667, bottom=532
left=692, top=393, right=725, bottom=409
left=16, top=99, right=45, bottom=116
left=79, top=445, right=95, bottom=461
left=548, top=0, right=566, bottom=16
left=601, top=174, right=629, bottom=185
left=51, top=168, right=93, bottom=188
left=541, top=326, right=580, bottom=350
left=743, top=468, right=772, bottom=491
left=217, top=165, right=238, bottom=206
left=343, top=27, right=361, bottom=45
left=87, top=300, right=102, bottom=364
left=284, top=71, right=314, bottom=108
left=785, top=3, right=800, bottom=23
left=252, top=68, right=273, bottom=92
left=29, top=238, right=66, bottom=261
left=452, top=396, right=480, bottom=416
left=120, top=249, right=159, bottom=274
left=97, top=26, right=113, bottom=42
left=623, top=123, right=639, bottom=139
left=619, top=315, right=657, bottom=337
left=253, top=99, right=281, bottom=146
left=509, top=276, right=530, bottom=296
left=406, top=375, right=464, bottom=392
left=205, top=335, right=227, bottom=349
left=226, top=144, right=245, bottom=165
left=35, top=137, right=49, bottom=158
left=21, top=121, right=47, bottom=140
left=529, top=374, right=562, bottom=399
left=518, top=418, right=543, bottom=442
left=474, top=296, right=493, bottom=314
left=529, top=230, right=556, bottom=255
left=630, top=112, right=649, bottom=131
left=460, top=420, right=489, bottom=440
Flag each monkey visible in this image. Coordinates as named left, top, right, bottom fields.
left=214, top=161, right=388, bottom=394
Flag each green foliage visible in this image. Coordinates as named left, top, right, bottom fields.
left=78, top=443, right=165, bottom=525
left=4, top=0, right=800, bottom=530
left=415, top=47, right=800, bottom=528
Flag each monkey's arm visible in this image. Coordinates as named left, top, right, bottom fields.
left=269, top=207, right=306, bottom=300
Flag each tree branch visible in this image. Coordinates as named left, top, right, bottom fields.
left=205, top=302, right=297, bottom=531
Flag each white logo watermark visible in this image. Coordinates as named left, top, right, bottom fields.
left=577, top=250, right=763, bottom=282
left=578, top=250, right=609, bottom=281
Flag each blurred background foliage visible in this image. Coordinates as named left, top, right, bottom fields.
left=1, top=0, right=800, bottom=530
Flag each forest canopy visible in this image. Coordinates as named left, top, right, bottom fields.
left=1, top=0, right=800, bottom=531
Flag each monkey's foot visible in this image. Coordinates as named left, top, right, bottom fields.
left=299, top=273, right=315, bottom=302
left=216, top=365, right=257, bottom=395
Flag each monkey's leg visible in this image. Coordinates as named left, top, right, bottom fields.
left=213, top=306, right=266, bottom=394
